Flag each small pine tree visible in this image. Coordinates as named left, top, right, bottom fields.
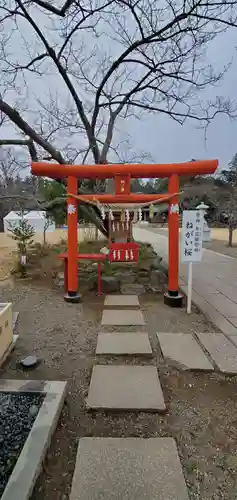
left=8, top=219, right=35, bottom=256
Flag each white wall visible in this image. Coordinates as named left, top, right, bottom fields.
left=3, top=211, right=55, bottom=233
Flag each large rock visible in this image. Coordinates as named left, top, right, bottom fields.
left=54, top=272, right=65, bottom=287
left=101, top=276, right=120, bottom=293
left=150, top=255, right=163, bottom=270
left=148, top=269, right=167, bottom=292
left=80, top=276, right=98, bottom=291
left=159, top=261, right=168, bottom=276
left=114, top=271, right=136, bottom=284
left=121, top=284, right=145, bottom=295
left=138, top=259, right=154, bottom=271
left=137, top=276, right=150, bottom=285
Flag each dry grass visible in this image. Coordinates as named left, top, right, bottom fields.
left=210, top=228, right=237, bottom=243
left=0, top=227, right=105, bottom=281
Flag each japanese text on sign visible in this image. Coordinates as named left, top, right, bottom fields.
left=181, top=210, right=204, bottom=263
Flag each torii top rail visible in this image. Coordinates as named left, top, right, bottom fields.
left=32, top=160, right=218, bottom=304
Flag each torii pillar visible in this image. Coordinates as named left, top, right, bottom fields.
left=164, top=174, right=183, bottom=307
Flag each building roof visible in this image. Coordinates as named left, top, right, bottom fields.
left=4, top=210, right=46, bottom=220
left=3, top=211, right=21, bottom=220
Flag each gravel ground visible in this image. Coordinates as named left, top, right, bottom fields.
left=0, top=391, right=44, bottom=497
left=0, top=282, right=237, bottom=500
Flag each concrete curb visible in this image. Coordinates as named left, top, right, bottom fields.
left=0, top=380, right=67, bottom=500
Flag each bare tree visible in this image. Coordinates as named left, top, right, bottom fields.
left=218, top=154, right=237, bottom=247
left=0, top=0, right=237, bottom=231
left=0, top=144, right=30, bottom=188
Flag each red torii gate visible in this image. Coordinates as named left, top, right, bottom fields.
left=31, top=159, right=218, bottom=306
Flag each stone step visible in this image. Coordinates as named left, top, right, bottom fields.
left=96, top=332, right=152, bottom=356
left=87, top=365, right=165, bottom=412
left=121, top=284, right=145, bottom=295
left=101, top=309, right=145, bottom=326
left=196, top=333, right=237, bottom=374
left=69, top=437, right=189, bottom=500
left=104, top=294, right=140, bottom=307
left=157, top=332, right=214, bottom=371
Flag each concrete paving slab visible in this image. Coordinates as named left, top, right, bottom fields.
left=1, top=380, right=67, bottom=500
left=207, top=294, right=237, bottom=318
left=157, top=333, right=214, bottom=371
left=69, top=437, right=189, bottom=500
left=101, top=309, right=145, bottom=326
left=96, top=332, right=152, bottom=355
left=181, top=285, right=237, bottom=336
left=228, top=335, right=237, bottom=347
left=227, top=317, right=237, bottom=328
left=196, top=333, right=237, bottom=374
left=133, top=227, right=237, bottom=337
left=104, top=294, right=139, bottom=307
left=87, top=365, right=165, bottom=411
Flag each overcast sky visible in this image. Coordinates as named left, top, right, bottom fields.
left=1, top=5, right=237, bottom=173
left=130, top=28, right=237, bottom=170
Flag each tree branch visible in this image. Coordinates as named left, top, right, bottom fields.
left=16, top=0, right=100, bottom=162
left=0, top=98, right=65, bottom=163
left=91, top=11, right=188, bottom=131
left=31, top=0, right=74, bottom=17
left=0, top=139, right=38, bottom=161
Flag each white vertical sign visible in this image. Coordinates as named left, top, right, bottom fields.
left=181, top=210, right=203, bottom=263
left=181, top=210, right=204, bottom=314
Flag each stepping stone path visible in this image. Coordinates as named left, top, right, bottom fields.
left=157, top=332, right=214, bottom=371
left=228, top=335, right=237, bottom=347
left=96, top=332, right=152, bottom=355
left=104, top=294, right=139, bottom=307
left=69, top=293, right=237, bottom=498
left=87, top=365, right=165, bottom=411
left=70, top=294, right=190, bottom=499
left=196, top=332, right=237, bottom=374
left=70, top=437, right=190, bottom=500
left=101, top=309, right=145, bottom=326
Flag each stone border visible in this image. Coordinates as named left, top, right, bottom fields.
left=0, top=379, right=67, bottom=500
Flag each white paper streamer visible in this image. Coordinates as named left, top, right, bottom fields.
left=109, top=209, right=114, bottom=220
left=101, top=206, right=105, bottom=220
left=133, top=211, right=138, bottom=223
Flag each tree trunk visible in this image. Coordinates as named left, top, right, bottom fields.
left=228, top=226, right=233, bottom=247
left=0, top=204, right=4, bottom=232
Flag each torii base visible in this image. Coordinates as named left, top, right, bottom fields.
left=164, top=291, right=183, bottom=308
left=64, top=292, right=82, bottom=304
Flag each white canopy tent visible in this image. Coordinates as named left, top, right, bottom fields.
left=3, top=211, right=21, bottom=232
left=3, top=211, right=55, bottom=233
